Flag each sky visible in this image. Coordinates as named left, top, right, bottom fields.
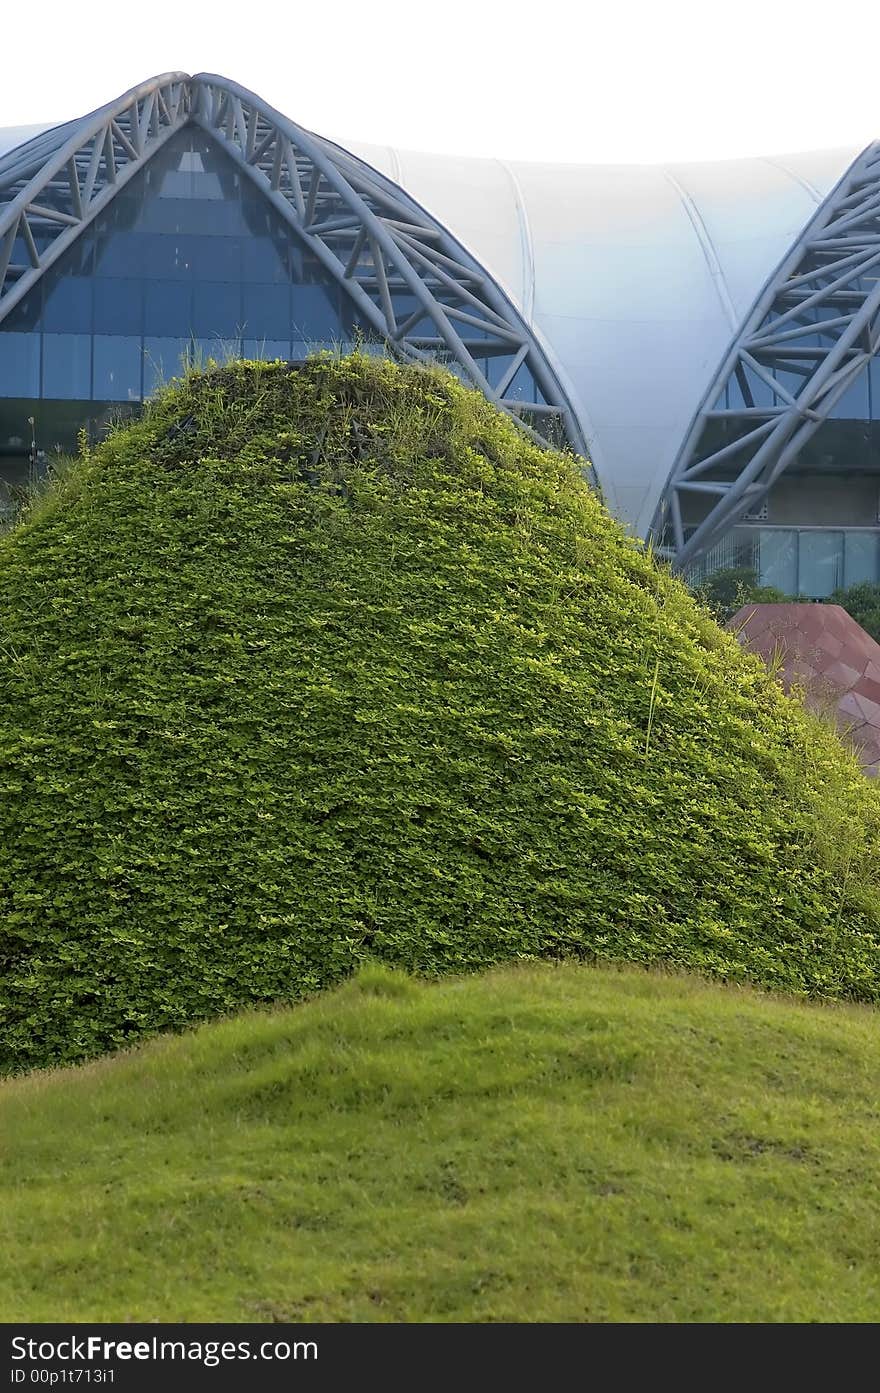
left=4, top=0, right=880, bottom=165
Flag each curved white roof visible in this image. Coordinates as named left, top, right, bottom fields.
left=344, top=140, right=863, bottom=533
left=0, top=112, right=865, bottom=533
left=0, top=123, right=57, bottom=157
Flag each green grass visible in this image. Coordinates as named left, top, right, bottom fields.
left=2, top=961, right=880, bottom=1322
left=2, top=352, right=880, bottom=1073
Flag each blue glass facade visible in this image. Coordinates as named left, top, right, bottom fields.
left=0, top=129, right=371, bottom=465
left=0, top=125, right=547, bottom=479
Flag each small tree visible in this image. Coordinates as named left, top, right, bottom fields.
left=691, top=566, right=790, bottom=625
left=829, top=581, right=880, bottom=645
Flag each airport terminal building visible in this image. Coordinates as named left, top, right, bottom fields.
left=2, top=71, right=879, bottom=594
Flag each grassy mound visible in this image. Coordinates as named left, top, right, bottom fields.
left=1, top=353, right=879, bottom=1072
left=3, top=962, right=880, bottom=1322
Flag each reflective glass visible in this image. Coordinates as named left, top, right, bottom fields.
left=145, top=281, right=194, bottom=336
left=0, top=127, right=359, bottom=435
left=243, top=284, right=291, bottom=338
left=870, top=357, right=880, bottom=421
left=798, top=530, right=844, bottom=598
left=93, top=335, right=142, bottom=402
left=243, top=338, right=290, bottom=361
left=2, top=289, right=42, bottom=333
left=193, top=281, right=241, bottom=336
left=191, top=338, right=234, bottom=368
left=758, top=528, right=798, bottom=593
left=830, top=370, right=869, bottom=421
left=140, top=233, right=196, bottom=279
left=291, top=284, right=343, bottom=339
left=143, top=337, right=189, bottom=394
left=94, top=279, right=142, bottom=334
left=491, top=359, right=539, bottom=402
left=43, top=278, right=92, bottom=332
left=843, top=531, right=879, bottom=587
left=43, top=334, right=91, bottom=399
left=242, top=236, right=290, bottom=283
left=192, top=237, right=242, bottom=281
left=0, top=334, right=40, bottom=397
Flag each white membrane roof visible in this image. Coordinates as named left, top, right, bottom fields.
left=0, top=112, right=865, bottom=533
left=344, top=140, right=863, bottom=532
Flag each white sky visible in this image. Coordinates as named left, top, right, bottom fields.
left=4, top=0, right=880, bottom=165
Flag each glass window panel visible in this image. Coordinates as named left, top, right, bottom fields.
left=870, top=357, right=880, bottom=422
left=1, top=287, right=42, bottom=333
left=490, top=359, right=538, bottom=402
left=829, top=368, right=869, bottom=421
left=141, top=233, right=196, bottom=279
left=370, top=293, right=430, bottom=337
left=54, top=232, right=95, bottom=278
left=191, top=169, right=229, bottom=201
left=35, top=399, right=98, bottom=457
left=93, top=227, right=144, bottom=277
left=43, top=334, right=91, bottom=399
left=144, top=281, right=193, bottom=336
left=0, top=333, right=40, bottom=397
left=192, top=282, right=242, bottom=336
left=242, top=236, right=290, bottom=283
left=798, top=530, right=844, bottom=598
left=291, top=284, right=343, bottom=340
left=843, top=532, right=879, bottom=588
left=143, top=338, right=189, bottom=395
left=242, top=284, right=291, bottom=338
left=744, top=367, right=774, bottom=408
left=93, top=335, right=142, bottom=402
left=13, top=231, right=51, bottom=264
left=758, top=528, right=798, bottom=594
left=94, top=278, right=143, bottom=334
left=242, top=338, right=290, bottom=361
left=42, top=277, right=92, bottom=332
left=98, top=190, right=143, bottom=223
left=134, top=195, right=238, bottom=237
left=774, top=370, right=803, bottom=406
left=156, top=172, right=192, bottom=199
left=191, top=238, right=241, bottom=280
left=190, top=337, right=235, bottom=369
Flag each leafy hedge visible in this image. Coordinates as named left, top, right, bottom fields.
left=2, top=354, right=880, bottom=1071
left=690, top=566, right=790, bottom=624
left=829, top=581, right=880, bottom=646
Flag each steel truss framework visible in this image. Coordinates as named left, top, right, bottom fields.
left=655, top=139, right=880, bottom=571
left=0, top=72, right=588, bottom=462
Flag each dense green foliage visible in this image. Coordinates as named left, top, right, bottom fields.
left=1, top=354, right=880, bottom=1072
left=830, top=580, right=880, bottom=645
left=3, top=962, right=880, bottom=1322
left=690, top=566, right=790, bottom=624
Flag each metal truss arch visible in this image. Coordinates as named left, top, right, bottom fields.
left=189, top=74, right=588, bottom=459
left=653, top=139, right=880, bottom=571
left=0, top=74, right=192, bottom=326
left=0, top=73, right=589, bottom=463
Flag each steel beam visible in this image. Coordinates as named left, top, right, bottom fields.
left=0, top=72, right=590, bottom=467
left=654, top=139, right=880, bottom=570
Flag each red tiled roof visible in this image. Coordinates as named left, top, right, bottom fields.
left=727, top=603, right=880, bottom=776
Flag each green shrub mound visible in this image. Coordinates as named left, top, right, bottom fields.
left=2, top=354, right=879, bottom=1071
